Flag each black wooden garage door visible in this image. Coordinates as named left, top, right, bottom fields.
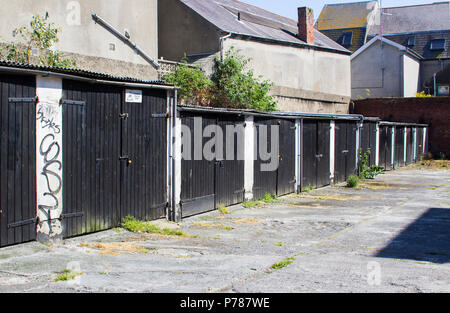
left=361, top=121, right=377, bottom=167
left=253, top=118, right=296, bottom=199
left=394, top=127, right=405, bottom=169
left=302, top=120, right=330, bottom=191
left=379, top=126, right=393, bottom=171
left=181, top=113, right=245, bottom=218
left=406, top=127, right=414, bottom=165
left=0, top=74, right=37, bottom=247
left=62, top=80, right=168, bottom=238
left=334, top=121, right=357, bottom=184
left=416, top=127, right=425, bottom=160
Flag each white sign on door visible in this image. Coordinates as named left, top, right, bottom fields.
left=125, top=89, right=143, bottom=103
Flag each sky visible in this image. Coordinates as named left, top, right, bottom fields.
left=242, top=0, right=448, bottom=20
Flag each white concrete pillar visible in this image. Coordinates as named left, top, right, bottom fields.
left=423, top=128, right=428, bottom=154
left=330, top=121, right=335, bottom=183
left=295, top=120, right=301, bottom=192
left=413, top=128, right=417, bottom=162
left=244, top=116, right=255, bottom=200
left=355, top=121, right=361, bottom=170
left=375, top=124, right=380, bottom=166
left=404, top=127, right=407, bottom=164
left=172, top=115, right=182, bottom=222
left=391, top=127, right=395, bottom=168
left=35, top=76, right=63, bottom=242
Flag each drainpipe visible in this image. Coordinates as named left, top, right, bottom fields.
left=220, top=33, right=232, bottom=62
left=91, top=14, right=160, bottom=69
left=433, top=73, right=437, bottom=96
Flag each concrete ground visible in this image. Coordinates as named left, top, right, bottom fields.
left=0, top=168, right=449, bottom=293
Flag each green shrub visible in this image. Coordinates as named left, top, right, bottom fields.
left=359, top=151, right=384, bottom=179
left=165, top=47, right=277, bottom=112
left=163, top=58, right=213, bottom=106
left=347, top=175, right=360, bottom=188
left=1, top=14, right=76, bottom=68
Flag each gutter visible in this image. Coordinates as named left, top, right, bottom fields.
left=0, top=66, right=179, bottom=90
left=177, top=105, right=364, bottom=121
left=91, top=14, right=160, bottom=69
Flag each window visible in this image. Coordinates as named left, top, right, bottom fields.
left=430, top=39, right=445, bottom=51
left=341, top=32, right=353, bottom=47
left=406, top=36, right=415, bottom=47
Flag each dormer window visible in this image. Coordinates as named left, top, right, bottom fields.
left=407, top=36, right=415, bottom=47
left=341, top=32, right=353, bottom=47
left=430, top=39, right=445, bottom=51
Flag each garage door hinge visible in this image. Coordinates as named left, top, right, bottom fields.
left=8, top=97, right=38, bottom=103
left=8, top=218, right=38, bottom=229
left=60, top=212, right=84, bottom=220
left=152, top=113, right=169, bottom=118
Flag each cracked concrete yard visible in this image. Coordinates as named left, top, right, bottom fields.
left=0, top=168, right=449, bottom=293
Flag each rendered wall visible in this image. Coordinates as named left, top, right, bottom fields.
left=0, top=0, right=159, bottom=79
left=352, top=41, right=407, bottom=99
left=222, top=38, right=351, bottom=113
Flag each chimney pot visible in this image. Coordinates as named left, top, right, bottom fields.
left=298, top=7, right=314, bottom=44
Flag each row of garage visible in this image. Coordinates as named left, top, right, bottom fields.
left=176, top=107, right=428, bottom=219
left=0, top=65, right=428, bottom=247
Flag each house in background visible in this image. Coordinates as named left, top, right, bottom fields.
left=158, top=0, right=352, bottom=114
left=316, top=1, right=380, bottom=53
left=0, top=0, right=160, bottom=80
left=351, top=36, right=423, bottom=99
left=317, top=1, right=450, bottom=98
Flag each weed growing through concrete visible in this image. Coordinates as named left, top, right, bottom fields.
left=40, top=242, right=53, bottom=249
left=242, top=200, right=262, bottom=208
left=347, top=175, right=360, bottom=188
left=261, top=193, right=279, bottom=203
left=54, top=269, right=83, bottom=282
left=218, top=206, right=231, bottom=214
left=121, top=216, right=187, bottom=237
left=268, top=257, right=295, bottom=272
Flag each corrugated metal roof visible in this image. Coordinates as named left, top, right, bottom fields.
left=178, top=0, right=349, bottom=53
left=0, top=60, right=174, bottom=86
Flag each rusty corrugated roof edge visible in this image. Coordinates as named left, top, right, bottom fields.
left=0, top=60, right=175, bottom=87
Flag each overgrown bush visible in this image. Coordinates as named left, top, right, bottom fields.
left=359, top=151, right=384, bottom=179
left=163, top=57, right=214, bottom=106
left=0, top=14, right=76, bottom=68
left=164, top=47, right=277, bottom=112
left=212, top=48, right=277, bottom=112
left=347, top=175, right=359, bottom=188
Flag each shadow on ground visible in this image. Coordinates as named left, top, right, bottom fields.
left=376, top=208, right=450, bottom=264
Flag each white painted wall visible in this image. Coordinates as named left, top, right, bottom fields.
left=35, top=76, right=63, bottom=241
left=330, top=121, right=336, bottom=183
left=244, top=116, right=255, bottom=200
left=402, top=55, right=420, bottom=97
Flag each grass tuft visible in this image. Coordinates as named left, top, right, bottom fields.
left=242, top=200, right=262, bottom=208
left=261, top=193, right=279, bottom=203
left=218, top=206, right=231, bottom=214
left=269, top=257, right=295, bottom=272
left=54, top=269, right=83, bottom=282
left=121, top=216, right=187, bottom=237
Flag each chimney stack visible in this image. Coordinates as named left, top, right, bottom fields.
left=298, top=7, right=314, bottom=44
